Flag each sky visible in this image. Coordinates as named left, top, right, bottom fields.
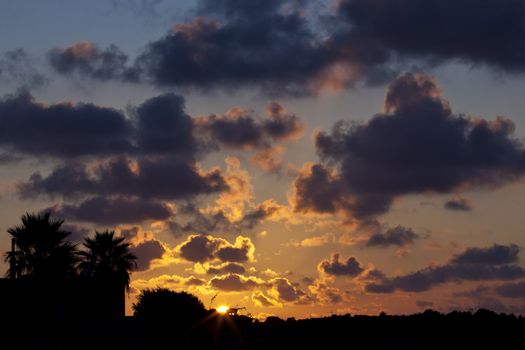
left=1, top=0, right=525, bottom=318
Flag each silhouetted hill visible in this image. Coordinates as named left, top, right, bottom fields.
left=2, top=309, right=523, bottom=350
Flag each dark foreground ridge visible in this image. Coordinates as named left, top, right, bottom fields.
left=2, top=308, right=524, bottom=350
left=1, top=213, right=523, bottom=349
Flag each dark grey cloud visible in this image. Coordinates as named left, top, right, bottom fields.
left=366, top=225, right=419, bottom=248
left=0, top=90, right=133, bottom=158
left=0, top=91, right=208, bottom=160
left=133, top=1, right=332, bottom=96
left=0, top=49, right=48, bottom=89
left=177, top=234, right=255, bottom=263
left=6, top=91, right=304, bottom=227
left=294, top=73, right=525, bottom=220
left=337, top=0, right=525, bottom=72
left=1, top=90, right=301, bottom=177
left=302, top=277, right=315, bottom=285
left=366, top=244, right=525, bottom=294
left=445, top=198, right=473, bottom=212
left=132, top=93, right=197, bottom=157
left=169, top=201, right=280, bottom=236
left=0, top=153, right=22, bottom=165
left=50, top=1, right=394, bottom=95
left=169, top=205, right=233, bottom=236
left=178, top=234, right=221, bottom=262
left=49, top=42, right=137, bottom=81
left=209, top=273, right=261, bottom=291
left=206, top=262, right=246, bottom=275
left=215, top=243, right=252, bottom=263
left=197, top=0, right=283, bottom=16
left=451, top=244, right=521, bottom=266
left=131, top=240, right=167, bottom=271
left=185, top=276, right=207, bottom=286
left=48, top=1, right=525, bottom=94
left=252, top=292, right=277, bottom=307
left=495, top=281, right=525, bottom=298
left=19, top=156, right=227, bottom=200
left=270, top=277, right=308, bottom=303
left=415, top=300, right=434, bottom=308
left=199, top=102, right=303, bottom=150
left=318, top=253, right=363, bottom=277
left=452, top=285, right=491, bottom=299
left=47, top=196, right=173, bottom=225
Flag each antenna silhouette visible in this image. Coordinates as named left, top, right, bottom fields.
left=209, top=293, right=218, bottom=309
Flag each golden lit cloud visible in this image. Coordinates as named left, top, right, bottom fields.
left=250, top=145, right=285, bottom=172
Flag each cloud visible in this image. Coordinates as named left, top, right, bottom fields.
left=415, top=300, right=434, bottom=308
left=308, top=281, right=347, bottom=305
left=170, top=199, right=283, bottom=236
left=19, top=156, right=227, bottom=200
left=0, top=49, right=47, bottom=89
left=263, top=102, right=305, bottom=141
left=49, top=1, right=397, bottom=95
left=293, top=73, right=525, bottom=220
left=250, top=145, right=285, bottom=173
left=451, top=244, right=521, bottom=266
left=444, top=198, right=473, bottom=212
left=209, top=273, right=263, bottom=292
left=206, top=262, right=246, bottom=275
left=268, top=277, right=311, bottom=304
left=178, top=234, right=222, bottom=262
left=131, top=239, right=167, bottom=271
left=252, top=291, right=281, bottom=307
left=366, top=244, right=525, bottom=293
left=2, top=91, right=299, bottom=163
left=215, top=236, right=255, bottom=262
left=294, top=233, right=335, bottom=248
left=452, top=285, right=491, bottom=299
left=132, top=2, right=336, bottom=96
left=0, top=91, right=202, bottom=160
left=48, top=1, right=525, bottom=94
left=46, top=196, right=172, bottom=225
left=318, top=253, right=364, bottom=277
left=0, top=153, right=22, bottom=165
left=366, top=226, right=419, bottom=248
left=0, top=91, right=133, bottom=158
left=177, top=234, right=255, bottom=263
left=337, top=0, right=525, bottom=72
left=292, top=163, right=360, bottom=215
left=198, top=102, right=304, bottom=150
left=132, top=274, right=207, bottom=291
left=131, top=93, right=198, bottom=157
left=495, top=281, right=525, bottom=298
left=48, top=42, right=137, bottom=81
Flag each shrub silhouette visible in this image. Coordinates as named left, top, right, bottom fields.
left=133, top=288, right=207, bottom=324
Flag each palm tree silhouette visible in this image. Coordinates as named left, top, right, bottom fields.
left=4, top=212, right=78, bottom=279
left=77, top=230, right=137, bottom=290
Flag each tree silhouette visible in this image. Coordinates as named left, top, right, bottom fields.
left=4, top=212, right=78, bottom=279
left=77, top=230, right=137, bottom=290
left=133, top=288, right=207, bottom=323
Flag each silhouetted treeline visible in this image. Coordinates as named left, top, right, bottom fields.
left=2, top=309, right=523, bottom=350
left=2, top=214, right=523, bottom=349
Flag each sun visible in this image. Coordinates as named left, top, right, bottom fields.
left=216, top=305, right=230, bottom=314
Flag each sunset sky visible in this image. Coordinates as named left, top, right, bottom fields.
left=1, top=0, right=525, bottom=318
